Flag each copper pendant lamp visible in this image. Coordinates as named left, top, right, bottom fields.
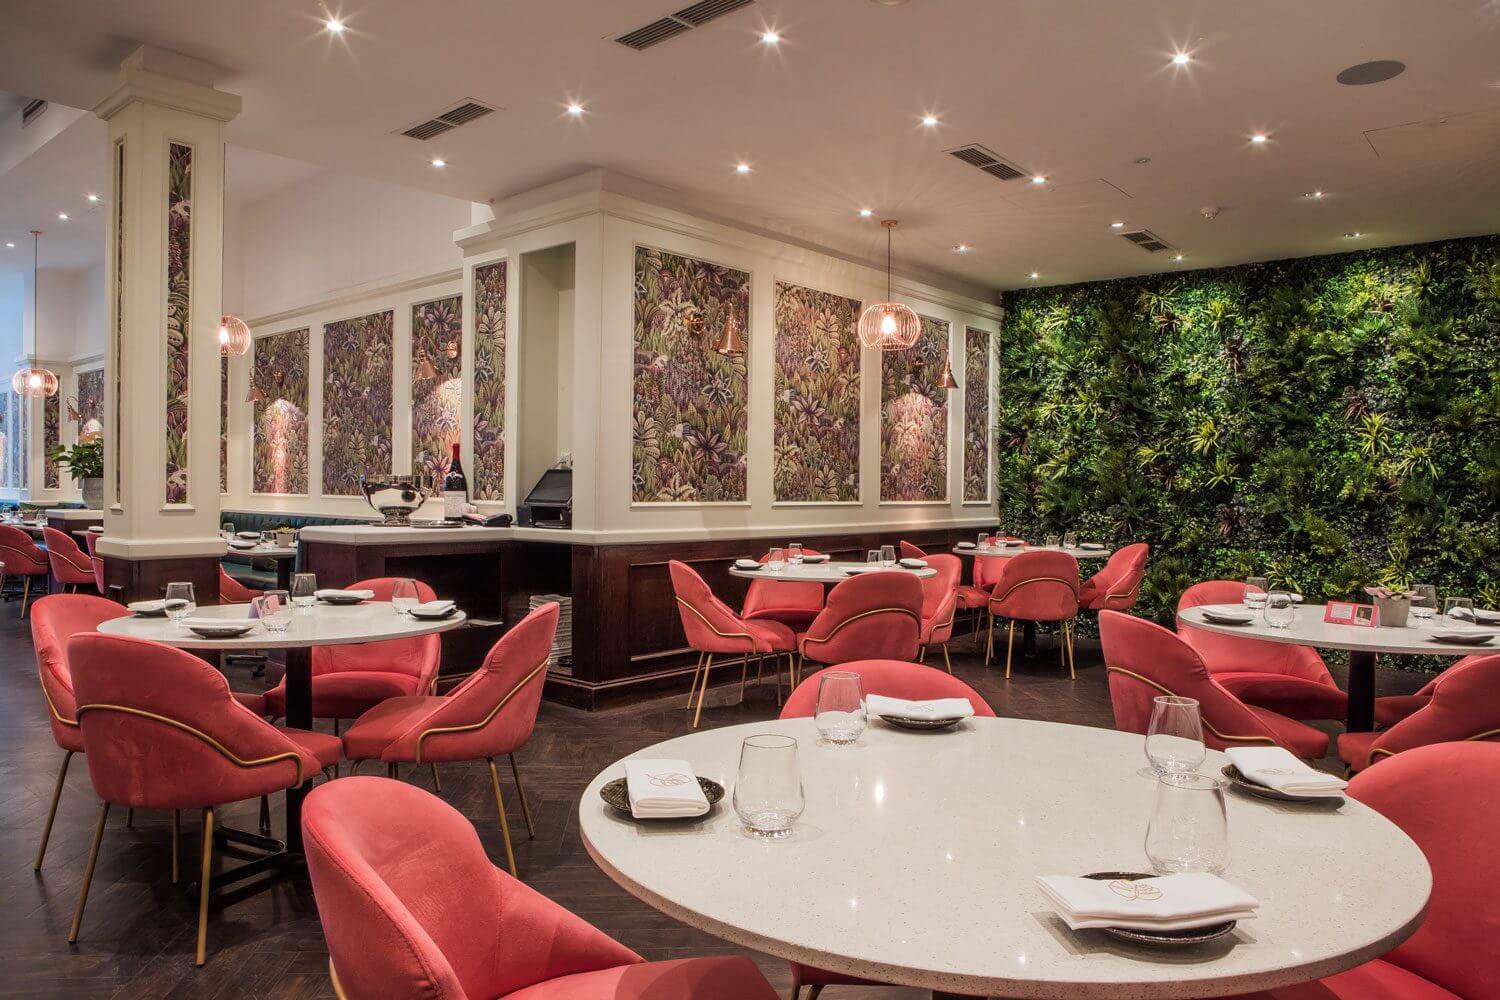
left=218, top=314, right=251, bottom=356
left=712, top=308, right=747, bottom=356
left=935, top=357, right=959, bottom=388
left=13, top=231, right=60, bottom=398
left=856, top=220, right=922, bottom=350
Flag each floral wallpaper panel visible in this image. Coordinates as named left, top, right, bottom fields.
left=632, top=246, right=749, bottom=502
left=472, top=262, right=506, bottom=501
left=44, top=394, right=59, bottom=488
left=219, top=355, right=228, bottom=493
left=880, top=315, right=949, bottom=501
left=411, top=295, right=463, bottom=484
left=253, top=329, right=310, bottom=495
left=164, top=141, right=192, bottom=504
left=76, top=369, right=104, bottom=443
left=773, top=281, right=861, bottom=502
left=963, top=326, right=991, bottom=502
left=322, top=311, right=393, bottom=496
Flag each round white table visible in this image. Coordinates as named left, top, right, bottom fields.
left=1179, top=604, right=1495, bottom=732
left=953, top=543, right=1113, bottom=560
left=222, top=541, right=299, bottom=589
left=581, top=718, right=1428, bottom=999
left=727, top=561, right=936, bottom=583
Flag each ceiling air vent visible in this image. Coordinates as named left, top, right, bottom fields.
left=616, top=0, right=755, bottom=50
left=1120, top=228, right=1174, bottom=253
left=397, top=99, right=497, bottom=142
left=947, top=143, right=1029, bottom=182
left=21, top=98, right=47, bottom=128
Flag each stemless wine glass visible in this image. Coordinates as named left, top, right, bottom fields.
left=164, top=582, right=196, bottom=628
left=814, top=671, right=866, bottom=745
left=290, top=573, right=318, bottom=614
left=1444, top=597, right=1473, bottom=622
left=733, top=734, right=804, bottom=838
left=1145, top=772, right=1230, bottom=875
left=253, top=590, right=291, bottom=632
left=867, top=549, right=881, bottom=568
left=1142, top=696, right=1205, bottom=778
left=766, top=547, right=787, bottom=574
left=977, top=532, right=989, bottom=548
left=1264, top=590, right=1296, bottom=629
left=1062, top=530, right=1078, bottom=549
left=787, top=543, right=804, bottom=565
left=880, top=544, right=896, bottom=568
left=1244, top=577, right=1269, bottom=613
left=1044, top=533, right=1060, bottom=548
left=221, top=521, right=235, bottom=538
left=391, top=578, right=420, bottom=616
left=1411, top=585, right=1438, bottom=623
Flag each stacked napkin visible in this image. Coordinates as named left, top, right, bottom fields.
left=867, top=693, right=974, bottom=721
left=316, top=588, right=375, bottom=601
left=411, top=600, right=456, bottom=617
left=733, top=558, right=761, bottom=569
left=623, top=759, right=710, bottom=819
left=1448, top=606, right=1500, bottom=626
left=1226, top=747, right=1347, bottom=798
left=898, top=557, right=928, bottom=569
left=1036, top=873, right=1259, bottom=931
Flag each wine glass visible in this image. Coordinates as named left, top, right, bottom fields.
left=814, top=671, right=866, bottom=745
left=164, top=582, right=196, bottom=628
left=766, top=548, right=786, bottom=574
left=1043, top=534, right=1060, bottom=548
left=391, top=578, right=420, bottom=616
left=880, top=544, right=896, bottom=568
left=1141, top=696, right=1205, bottom=778
left=1411, top=584, right=1438, bottom=624
left=1062, top=530, right=1078, bottom=549
left=1264, top=590, right=1296, bottom=629
left=291, top=573, right=318, bottom=614
left=977, top=532, right=988, bottom=548
left=1145, top=772, right=1230, bottom=875
left=221, top=521, right=235, bottom=538
left=867, top=549, right=881, bottom=569
left=1443, top=597, right=1473, bottom=623
left=787, top=543, right=804, bottom=565
left=732, top=734, right=804, bottom=838
left=253, top=590, right=291, bottom=632
left=1244, top=577, right=1269, bottom=613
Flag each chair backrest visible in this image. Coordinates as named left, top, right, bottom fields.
left=780, top=660, right=996, bottom=719
left=315, top=577, right=440, bottom=680
left=1175, top=579, right=1333, bottom=684
left=669, top=560, right=763, bottom=655
left=31, top=594, right=127, bottom=748
left=1099, top=611, right=1283, bottom=751
left=69, top=632, right=322, bottom=809
left=988, top=550, right=1080, bottom=622
left=83, top=532, right=107, bottom=592
left=1362, top=654, right=1500, bottom=768
left=303, top=777, right=641, bottom=1000
left=42, top=526, right=95, bottom=584
left=918, top=554, right=962, bottom=622
left=740, top=548, right=826, bottom=621
left=973, top=552, right=1006, bottom=591
left=1086, top=542, right=1150, bottom=610
left=801, top=572, right=922, bottom=665
left=1348, top=742, right=1500, bottom=999
left=899, top=540, right=928, bottom=560
left=219, top=565, right=260, bottom=603
left=0, top=522, right=49, bottom=573
left=383, top=603, right=559, bottom=763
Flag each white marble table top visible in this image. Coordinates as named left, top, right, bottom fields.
left=580, top=717, right=1428, bottom=999
left=1179, top=604, right=1495, bottom=657
left=44, top=508, right=104, bottom=521
left=221, top=542, right=298, bottom=559
left=953, top=543, right=1112, bottom=560
left=727, top=560, right=936, bottom=582
left=97, top=600, right=466, bottom=650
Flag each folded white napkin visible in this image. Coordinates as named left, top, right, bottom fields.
left=867, top=693, right=974, bottom=721
left=1036, top=873, right=1259, bottom=931
left=623, top=759, right=709, bottom=819
left=1226, top=747, right=1347, bottom=797
left=410, top=600, right=456, bottom=616
left=316, top=588, right=375, bottom=601
left=801, top=553, right=830, bottom=563
left=955, top=541, right=976, bottom=548
left=898, top=557, right=928, bottom=569
left=1472, top=608, right=1500, bottom=625
left=733, top=558, right=761, bottom=569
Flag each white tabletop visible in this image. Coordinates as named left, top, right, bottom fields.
left=97, top=600, right=466, bottom=650
left=1179, top=604, right=1496, bottom=657
left=222, top=542, right=298, bottom=559
left=954, top=543, right=1112, bottom=560
left=727, top=560, right=936, bottom=583
left=580, top=718, right=1428, bottom=999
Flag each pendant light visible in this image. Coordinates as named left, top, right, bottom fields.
left=12, top=231, right=59, bottom=397
left=934, top=357, right=959, bottom=388
left=856, top=220, right=922, bottom=350
left=218, top=314, right=251, bottom=356
left=711, top=308, right=747, bottom=356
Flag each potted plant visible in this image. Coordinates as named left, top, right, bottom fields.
left=48, top=440, right=104, bottom=509
left=271, top=523, right=296, bottom=547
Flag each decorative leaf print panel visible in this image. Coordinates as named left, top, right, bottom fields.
left=44, top=394, right=60, bottom=488
left=773, top=281, right=861, bottom=502
left=411, top=295, right=463, bottom=483
left=76, top=369, right=104, bottom=443
left=880, top=315, right=949, bottom=501
left=219, top=355, right=228, bottom=493
left=632, top=246, right=750, bottom=503
left=963, top=326, right=991, bottom=502
left=472, top=262, right=507, bottom=501
left=164, top=141, right=193, bottom=504
left=253, top=329, right=310, bottom=495
left=322, top=311, right=393, bottom=496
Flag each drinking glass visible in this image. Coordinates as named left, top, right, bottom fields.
left=880, top=544, right=896, bottom=568
left=1145, top=772, right=1230, bottom=875
left=814, top=671, right=866, bottom=745
left=1063, top=530, right=1078, bottom=549
left=977, top=532, right=988, bottom=548
left=261, top=529, right=276, bottom=544
left=867, top=549, right=881, bottom=568
left=1044, top=534, right=1060, bottom=548
left=1411, top=585, right=1438, bottom=623
left=1444, top=597, right=1473, bottom=622
left=221, top=521, right=235, bottom=538
left=733, top=734, right=804, bottom=838
left=1143, top=696, right=1205, bottom=778
left=291, top=573, right=318, bottom=614
left=164, top=582, right=196, bottom=627
left=1264, top=590, right=1295, bottom=629
left=253, top=590, right=291, bottom=632
left=787, top=543, right=804, bottom=565
left=1244, top=577, right=1269, bottom=613
left=766, top=547, right=786, bottom=573
left=391, top=578, right=420, bottom=616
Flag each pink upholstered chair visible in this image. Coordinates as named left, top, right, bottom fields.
left=1100, top=611, right=1328, bottom=759
left=29, top=594, right=127, bottom=870
left=1077, top=542, right=1150, bottom=612
left=741, top=546, right=827, bottom=630
left=1337, top=654, right=1500, bottom=773
left=797, top=571, right=923, bottom=684
left=43, top=526, right=97, bottom=593
left=1226, top=743, right=1500, bottom=1000
left=670, top=560, right=797, bottom=728
left=957, top=552, right=1004, bottom=648
left=898, top=540, right=927, bottom=560
left=264, top=577, right=441, bottom=723
left=0, top=522, right=52, bottom=616
left=67, top=632, right=342, bottom=965
left=781, top=660, right=996, bottom=720
left=1177, top=580, right=1347, bottom=722
left=219, top=565, right=262, bottom=604
left=303, top=777, right=779, bottom=1000
left=341, top=603, right=558, bottom=877
left=916, top=554, right=961, bottom=673
left=83, top=531, right=107, bottom=596
left=1374, top=676, right=1442, bottom=728
left=985, top=549, right=1081, bottom=678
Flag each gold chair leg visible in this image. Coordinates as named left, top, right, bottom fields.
left=685, top=651, right=705, bottom=709
left=196, top=806, right=215, bottom=966
left=794, top=652, right=804, bottom=689
left=1005, top=621, right=1016, bottom=679
left=941, top=644, right=952, bottom=674
left=486, top=757, right=518, bottom=877
left=387, top=762, right=399, bottom=780
left=918, top=645, right=927, bottom=664
left=1065, top=620, right=1077, bottom=680
left=171, top=809, right=181, bottom=883
left=508, top=753, right=536, bottom=839
left=985, top=611, right=995, bottom=665
left=739, top=655, right=751, bottom=704
left=68, top=801, right=110, bottom=943
left=692, top=654, right=714, bottom=729
left=21, top=575, right=31, bottom=618
left=430, top=763, right=442, bottom=792
left=34, top=749, right=74, bottom=870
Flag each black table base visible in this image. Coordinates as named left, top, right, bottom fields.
left=1346, top=649, right=1376, bottom=732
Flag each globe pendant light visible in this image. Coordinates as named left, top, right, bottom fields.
left=856, top=220, right=921, bottom=350
left=218, top=314, right=251, bottom=356
left=12, top=230, right=59, bottom=398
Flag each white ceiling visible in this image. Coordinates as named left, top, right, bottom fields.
left=1, top=0, right=1498, bottom=292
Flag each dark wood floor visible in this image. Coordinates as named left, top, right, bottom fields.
left=3, top=610, right=1423, bottom=999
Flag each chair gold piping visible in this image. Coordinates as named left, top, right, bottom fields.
left=39, top=680, right=78, bottom=727
left=1368, top=727, right=1500, bottom=761
left=1104, top=667, right=1278, bottom=746
left=988, top=575, right=1079, bottom=607
left=411, top=659, right=548, bottom=764
left=75, top=703, right=306, bottom=785
left=675, top=595, right=770, bottom=727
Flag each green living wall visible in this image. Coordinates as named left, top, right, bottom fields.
left=998, top=236, right=1500, bottom=633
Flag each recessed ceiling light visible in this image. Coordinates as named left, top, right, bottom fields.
left=1110, top=221, right=1125, bottom=228
left=952, top=244, right=971, bottom=254
left=736, top=163, right=751, bottom=174
left=1305, top=190, right=1324, bottom=199
left=430, top=158, right=447, bottom=168
left=1031, top=176, right=1047, bottom=185
left=859, top=208, right=873, bottom=217
left=86, top=193, right=100, bottom=203
left=4, top=242, right=14, bottom=249
left=1171, top=52, right=1191, bottom=65
left=760, top=30, right=780, bottom=44
left=57, top=212, right=69, bottom=221
left=1250, top=134, right=1268, bottom=144
left=1028, top=272, right=1039, bottom=280
left=325, top=16, right=345, bottom=33
left=566, top=103, right=584, bottom=115
left=1344, top=231, right=1363, bottom=239
left=1174, top=254, right=1185, bottom=262
left=921, top=115, right=938, bottom=127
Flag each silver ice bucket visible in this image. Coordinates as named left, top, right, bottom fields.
left=360, top=472, right=431, bottom=526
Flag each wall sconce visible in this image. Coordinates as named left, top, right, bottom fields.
left=711, top=310, right=747, bottom=356
left=935, top=357, right=959, bottom=389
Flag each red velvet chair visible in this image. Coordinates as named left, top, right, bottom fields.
left=1077, top=542, right=1150, bottom=612
left=797, top=571, right=923, bottom=685
left=303, top=776, right=779, bottom=1000
left=1375, top=677, right=1441, bottom=728
left=0, top=522, right=52, bottom=616
left=1177, top=580, right=1347, bottom=722
left=985, top=549, right=1080, bottom=678
left=1100, top=611, right=1328, bottom=759
left=42, top=526, right=97, bottom=593
left=29, top=594, right=127, bottom=869
left=341, top=603, right=558, bottom=877
left=1337, top=654, right=1500, bottom=773
left=898, top=540, right=927, bottom=560
left=219, top=565, right=262, bottom=604
left=264, top=577, right=441, bottom=723
left=741, top=547, right=827, bottom=631
left=83, top=531, right=107, bottom=596
left=916, top=554, right=961, bottom=673
left=781, top=660, right=996, bottom=720
left=670, top=560, right=797, bottom=728
left=1226, top=742, right=1500, bottom=1000
left=67, top=632, right=342, bottom=965
left=957, top=552, right=1004, bottom=648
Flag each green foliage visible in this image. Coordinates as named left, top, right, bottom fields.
left=47, top=440, right=103, bottom=480
left=999, top=237, right=1500, bottom=655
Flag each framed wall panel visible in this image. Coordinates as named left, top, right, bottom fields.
left=472, top=261, right=507, bottom=501
left=321, top=310, right=392, bottom=496
left=772, top=281, right=861, bottom=503
left=253, top=328, right=310, bottom=495
left=880, top=315, right=950, bottom=502
left=411, top=295, right=463, bottom=483
left=164, top=141, right=193, bottom=504
left=963, top=325, right=991, bottom=503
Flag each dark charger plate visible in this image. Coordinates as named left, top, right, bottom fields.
left=1221, top=764, right=1344, bottom=805
left=599, top=777, right=724, bottom=818
left=1081, top=872, right=1237, bottom=947
left=878, top=714, right=966, bottom=732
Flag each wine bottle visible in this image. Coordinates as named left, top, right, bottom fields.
left=443, top=442, right=468, bottom=521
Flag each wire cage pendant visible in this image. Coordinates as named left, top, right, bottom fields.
left=857, top=220, right=921, bottom=350
left=218, top=315, right=252, bottom=356
left=12, top=367, right=59, bottom=397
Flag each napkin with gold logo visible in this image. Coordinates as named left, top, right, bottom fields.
left=623, top=759, right=710, bottom=819
left=1226, top=747, right=1347, bottom=797
left=1036, top=873, right=1259, bottom=931
left=866, top=693, right=974, bottom=722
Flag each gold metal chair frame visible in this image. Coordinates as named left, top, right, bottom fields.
left=985, top=576, right=1080, bottom=679
left=0, top=540, right=49, bottom=616
left=797, top=606, right=923, bottom=687
left=676, top=595, right=791, bottom=729
left=918, top=607, right=957, bottom=674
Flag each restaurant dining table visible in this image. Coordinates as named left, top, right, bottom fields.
left=222, top=541, right=298, bottom=589
left=952, top=542, right=1113, bottom=560
left=727, top=560, right=937, bottom=583
left=1178, top=603, right=1497, bottom=732
left=580, top=717, right=1429, bottom=999
left=96, top=600, right=466, bottom=885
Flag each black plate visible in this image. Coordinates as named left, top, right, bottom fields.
left=318, top=594, right=369, bottom=605
left=599, top=776, right=724, bottom=818
left=1080, top=872, right=1237, bottom=946
left=187, top=623, right=257, bottom=638
left=1201, top=612, right=1254, bottom=626
left=1428, top=632, right=1493, bottom=646
left=879, top=714, right=966, bottom=731
left=1221, top=764, right=1344, bottom=804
